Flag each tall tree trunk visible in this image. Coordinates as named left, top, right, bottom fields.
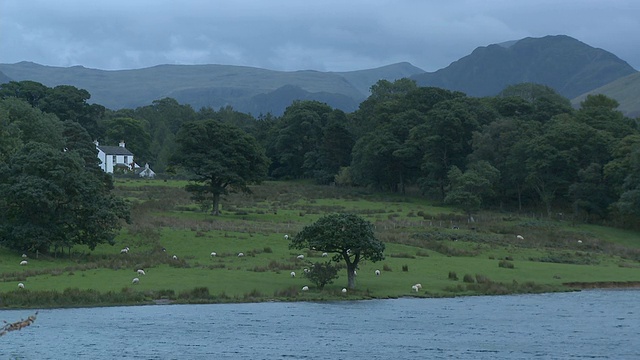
left=347, top=264, right=356, bottom=289
left=212, top=193, right=221, bottom=215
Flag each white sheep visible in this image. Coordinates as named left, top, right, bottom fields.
left=577, top=240, right=583, bottom=244
left=284, top=234, right=289, bottom=240
left=301, top=285, right=309, bottom=291
left=18, top=282, right=25, bottom=289
left=238, top=252, right=244, bottom=257
left=137, top=269, right=146, bottom=275
left=19, top=260, right=28, bottom=266
left=341, top=288, right=347, bottom=293
left=210, top=252, right=217, bottom=257
left=132, top=277, right=139, bottom=284
left=375, top=269, right=381, bottom=276
left=290, top=271, right=296, bottom=278
left=411, top=285, right=419, bottom=292
left=172, top=255, right=178, bottom=260
left=296, top=254, right=304, bottom=260
left=516, top=235, right=524, bottom=240
left=120, top=248, right=129, bottom=254
left=21, top=253, right=28, bottom=258
left=322, top=252, right=328, bottom=257
left=303, top=268, right=309, bottom=273
left=415, top=283, right=422, bottom=289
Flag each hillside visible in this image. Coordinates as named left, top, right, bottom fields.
left=572, top=72, right=640, bottom=118
left=411, top=35, right=637, bottom=99
left=0, top=61, right=425, bottom=115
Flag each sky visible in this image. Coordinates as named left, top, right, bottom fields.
left=2, top=0, right=639, bottom=73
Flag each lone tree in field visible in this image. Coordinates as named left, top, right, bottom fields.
left=171, top=119, right=270, bottom=215
left=290, top=213, right=385, bottom=289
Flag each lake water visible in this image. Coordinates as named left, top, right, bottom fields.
left=1, top=289, right=638, bottom=359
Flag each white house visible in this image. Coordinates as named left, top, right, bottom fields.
left=95, top=140, right=139, bottom=173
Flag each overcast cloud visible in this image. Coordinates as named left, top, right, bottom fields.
left=2, top=0, right=639, bottom=72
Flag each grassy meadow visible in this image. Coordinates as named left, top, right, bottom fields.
left=1, top=179, right=640, bottom=309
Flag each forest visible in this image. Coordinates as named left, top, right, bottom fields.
left=1, top=77, right=639, bottom=254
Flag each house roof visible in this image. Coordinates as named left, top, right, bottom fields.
left=97, top=145, right=133, bottom=156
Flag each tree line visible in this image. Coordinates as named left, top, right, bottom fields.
left=1, top=78, right=639, bottom=255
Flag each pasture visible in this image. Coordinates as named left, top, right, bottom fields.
left=1, top=179, right=640, bottom=308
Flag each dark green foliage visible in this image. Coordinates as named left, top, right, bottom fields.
left=304, top=261, right=340, bottom=289
left=498, top=260, right=515, bottom=269
left=171, top=119, right=270, bottom=215
left=290, top=213, right=385, bottom=289
left=463, top=274, right=475, bottom=283
left=448, top=271, right=458, bottom=280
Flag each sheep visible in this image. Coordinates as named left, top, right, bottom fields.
left=341, top=288, right=347, bottom=294
left=301, top=285, right=309, bottom=291
left=516, top=235, right=524, bottom=240
left=284, top=234, right=289, bottom=240
left=120, top=248, right=129, bottom=254
left=21, top=254, right=28, bottom=258
left=322, top=252, right=328, bottom=257
left=296, top=254, right=304, bottom=260
left=577, top=240, right=583, bottom=244
left=238, top=252, right=244, bottom=257
left=18, top=282, right=25, bottom=289
left=303, top=268, right=309, bottom=274
left=415, top=283, right=422, bottom=290
left=172, top=255, right=178, bottom=260
left=290, top=271, right=296, bottom=278
left=210, top=252, right=217, bottom=257
left=20, top=260, right=28, bottom=266
left=411, top=285, right=419, bottom=292
left=132, top=278, right=139, bottom=284
left=137, top=269, right=146, bottom=276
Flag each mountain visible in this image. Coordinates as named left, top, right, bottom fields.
left=411, top=35, right=637, bottom=99
left=572, top=72, right=640, bottom=118
left=0, top=70, right=11, bottom=84
left=0, top=61, right=425, bottom=115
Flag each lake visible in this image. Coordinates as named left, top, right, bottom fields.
left=1, top=289, right=638, bottom=359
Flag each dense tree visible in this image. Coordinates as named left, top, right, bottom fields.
left=0, top=80, right=50, bottom=108
left=290, top=213, right=385, bottom=289
left=268, top=101, right=335, bottom=180
left=102, top=117, right=153, bottom=166
left=409, top=98, right=484, bottom=200
left=444, top=161, right=500, bottom=219
left=0, top=142, right=129, bottom=253
left=171, top=119, right=269, bottom=215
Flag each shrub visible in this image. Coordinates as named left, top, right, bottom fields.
left=463, top=274, right=475, bottom=283
left=402, top=265, right=409, bottom=272
left=448, top=271, right=458, bottom=281
left=383, top=264, right=392, bottom=272
left=304, top=261, right=340, bottom=289
left=499, top=260, right=515, bottom=269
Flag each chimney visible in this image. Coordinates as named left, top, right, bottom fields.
left=119, top=140, right=125, bottom=148
left=94, top=140, right=99, bottom=146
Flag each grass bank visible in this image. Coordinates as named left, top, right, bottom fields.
left=1, top=179, right=639, bottom=309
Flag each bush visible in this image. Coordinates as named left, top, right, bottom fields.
left=463, top=274, right=475, bottom=283
left=402, top=265, right=409, bottom=272
left=304, top=261, right=340, bottom=289
left=448, top=271, right=458, bottom=281
left=499, top=260, right=515, bottom=269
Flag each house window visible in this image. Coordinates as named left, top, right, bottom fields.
left=112, top=155, right=116, bottom=164
left=124, top=156, right=128, bottom=165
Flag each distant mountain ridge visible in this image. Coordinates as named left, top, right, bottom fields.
left=1, top=35, right=639, bottom=117
left=411, top=35, right=637, bottom=99
left=0, top=61, right=425, bottom=115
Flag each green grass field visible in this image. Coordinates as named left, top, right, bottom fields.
left=1, top=179, right=639, bottom=308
